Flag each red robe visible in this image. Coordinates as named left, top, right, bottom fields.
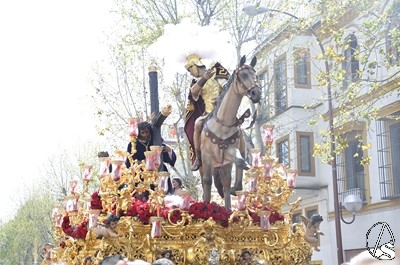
left=184, top=82, right=205, bottom=163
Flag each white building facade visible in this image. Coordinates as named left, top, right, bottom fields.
left=253, top=1, right=400, bottom=264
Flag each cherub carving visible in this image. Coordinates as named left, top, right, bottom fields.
left=90, top=215, right=122, bottom=239
left=300, top=214, right=324, bottom=252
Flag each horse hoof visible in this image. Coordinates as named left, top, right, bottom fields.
left=190, top=160, right=202, bottom=171
left=236, top=159, right=251, bottom=170
left=243, top=163, right=251, bottom=170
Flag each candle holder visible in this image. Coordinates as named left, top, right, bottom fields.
left=82, top=164, right=93, bottom=181
left=111, top=159, right=124, bottom=181
left=157, top=172, right=170, bottom=194
left=248, top=174, right=258, bottom=193
left=262, top=158, right=275, bottom=181
left=55, top=212, right=64, bottom=228
left=81, top=164, right=93, bottom=193
left=250, top=148, right=261, bottom=167
left=51, top=205, right=61, bottom=220
left=127, top=117, right=139, bottom=164
left=262, top=124, right=275, bottom=154
left=69, top=180, right=78, bottom=195
left=98, top=156, right=111, bottom=178
left=150, top=145, right=163, bottom=170
left=82, top=195, right=92, bottom=212
left=286, top=168, right=298, bottom=188
left=236, top=191, right=248, bottom=211
left=65, top=195, right=79, bottom=213
left=41, top=243, right=54, bottom=262
left=129, top=117, right=139, bottom=138
left=150, top=216, right=164, bottom=238
left=88, top=209, right=102, bottom=229
left=259, top=210, right=271, bottom=232
left=145, top=146, right=162, bottom=171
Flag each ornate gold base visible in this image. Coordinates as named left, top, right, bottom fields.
left=53, top=217, right=312, bottom=265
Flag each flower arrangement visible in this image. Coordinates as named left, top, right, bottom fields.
left=60, top=192, right=286, bottom=239
left=188, top=201, right=231, bottom=227
left=61, top=216, right=88, bottom=239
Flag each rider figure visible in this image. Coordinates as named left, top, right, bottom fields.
left=184, top=54, right=230, bottom=171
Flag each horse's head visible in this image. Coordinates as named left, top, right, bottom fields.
left=235, top=55, right=262, bottom=103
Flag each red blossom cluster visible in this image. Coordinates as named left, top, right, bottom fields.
left=61, top=216, right=88, bottom=239
left=167, top=208, right=183, bottom=224
left=189, top=202, right=231, bottom=227
left=90, top=191, right=103, bottom=210
left=126, top=198, right=155, bottom=224
left=249, top=209, right=285, bottom=224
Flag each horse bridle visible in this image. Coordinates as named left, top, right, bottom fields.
left=214, top=65, right=258, bottom=128
left=235, top=65, right=259, bottom=97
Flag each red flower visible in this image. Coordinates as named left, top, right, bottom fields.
left=90, top=191, right=103, bottom=210
left=269, top=211, right=285, bottom=224
left=169, top=209, right=182, bottom=224
left=249, top=210, right=285, bottom=225
left=125, top=198, right=157, bottom=224
left=188, top=201, right=230, bottom=227
left=61, top=216, right=88, bottom=239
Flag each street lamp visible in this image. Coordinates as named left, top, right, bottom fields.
left=340, top=194, right=363, bottom=224
left=243, top=4, right=346, bottom=264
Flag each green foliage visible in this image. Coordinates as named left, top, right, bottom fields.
left=0, top=190, right=55, bottom=265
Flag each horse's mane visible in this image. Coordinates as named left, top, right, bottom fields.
left=208, top=69, right=236, bottom=120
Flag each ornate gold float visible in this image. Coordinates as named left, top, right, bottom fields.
left=46, top=122, right=313, bottom=265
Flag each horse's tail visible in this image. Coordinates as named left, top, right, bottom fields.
left=213, top=170, right=224, bottom=198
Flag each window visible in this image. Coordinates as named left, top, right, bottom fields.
left=386, top=3, right=400, bottom=66
left=294, top=48, right=311, bottom=88
left=305, top=207, right=318, bottom=220
left=336, top=130, right=367, bottom=203
left=291, top=209, right=302, bottom=233
left=296, top=132, right=316, bottom=176
left=276, top=137, right=290, bottom=168
left=274, top=55, right=287, bottom=115
left=292, top=210, right=302, bottom=224
left=259, top=69, right=268, bottom=91
left=376, top=111, right=400, bottom=199
left=343, top=34, right=359, bottom=88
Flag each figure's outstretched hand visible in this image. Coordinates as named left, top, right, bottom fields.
left=204, top=68, right=215, bottom=80
left=161, top=104, right=172, bottom=116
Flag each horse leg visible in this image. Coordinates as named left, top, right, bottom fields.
left=234, top=148, right=251, bottom=170
left=213, top=168, right=224, bottom=198
left=231, top=133, right=246, bottom=194
left=230, top=167, right=243, bottom=196
left=201, top=159, right=213, bottom=202
left=219, top=165, right=232, bottom=210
